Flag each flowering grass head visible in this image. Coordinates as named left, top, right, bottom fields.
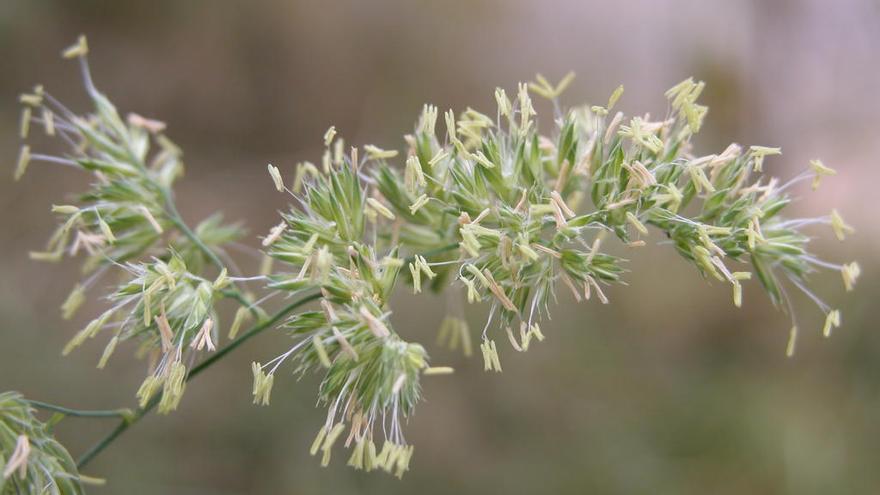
left=256, top=73, right=858, bottom=474
left=7, top=36, right=861, bottom=481
left=17, top=37, right=245, bottom=415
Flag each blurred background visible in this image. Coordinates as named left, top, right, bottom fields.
left=0, top=0, right=877, bottom=493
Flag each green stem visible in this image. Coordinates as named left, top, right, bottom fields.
left=160, top=188, right=225, bottom=270
left=156, top=184, right=260, bottom=317
left=409, top=243, right=458, bottom=261
left=26, top=401, right=132, bottom=420
left=75, top=292, right=320, bottom=469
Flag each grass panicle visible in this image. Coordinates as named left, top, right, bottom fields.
left=7, top=36, right=859, bottom=481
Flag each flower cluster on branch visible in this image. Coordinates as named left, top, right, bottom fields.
left=255, top=72, right=858, bottom=473
left=6, top=36, right=859, bottom=483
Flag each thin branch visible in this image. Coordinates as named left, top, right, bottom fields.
left=25, top=401, right=133, bottom=420
left=75, top=291, right=321, bottom=469
left=156, top=184, right=261, bottom=318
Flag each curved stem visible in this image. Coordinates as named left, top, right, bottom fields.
left=76, top=292, right=321, bottom=469
left=156, top=184, right=260, bottom=318
left=160, top=187, right=225, bottom=270
left=408, top=243, right=458, bottom=261
left=26, top=401, right=132, bottom=420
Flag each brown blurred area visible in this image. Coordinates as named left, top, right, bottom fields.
left=1, top=1, right=878, bottom=493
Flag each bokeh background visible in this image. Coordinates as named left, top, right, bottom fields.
left=1, top=1, right=877, bottom=493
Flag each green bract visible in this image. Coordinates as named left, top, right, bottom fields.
left=0, top=393, right=85, bottom=494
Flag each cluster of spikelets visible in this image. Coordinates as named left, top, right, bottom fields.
left=0, top=392, right=87, bottom=494
left=19, top=40, right=180, bottom=268
left=256, top=72, right=859, bottom=471
left=15, top=36, right=245, bottom=416
left=258, top=163, right=448, bottom=473
left=17, top=40, right=241, bottom=273
left=11, top=35, right=860, bottom=479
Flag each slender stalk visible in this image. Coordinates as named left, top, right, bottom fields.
left=76, top=292, right=321, bottom=469
left=26, top=401, right=132, bottom=420
left=156, top=184, right=260, bottom=317
left=159, top=186, right=225, bottom=270
left=409, top=243, right=458, bottom=260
